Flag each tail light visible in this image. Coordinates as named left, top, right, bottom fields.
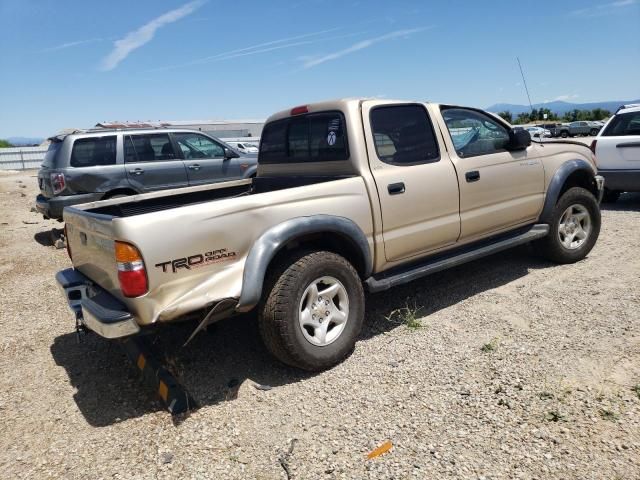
left=589, top=139, right=597, bottom=154
left=115, top=241, right=148, bottom=297
left=50, top=172, right=66, bottom=195
left=64, top=224, right=72, bottom=260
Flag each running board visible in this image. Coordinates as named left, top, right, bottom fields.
left=366, top=224, right=549, bottom=293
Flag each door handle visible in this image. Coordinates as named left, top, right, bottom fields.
left=128, top=168, right=144, bottom=175
left=187, top=164, right=201, bottom=171
left=616, top=142, right=640, bottom=148
left=465, top=170, right=480, bottom=182
left=387, top=182, right=405, bottom=195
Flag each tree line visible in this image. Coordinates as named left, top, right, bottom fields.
left=496, top=108, right=611, bottom=125
left=0, top=139, right=14, bottom=148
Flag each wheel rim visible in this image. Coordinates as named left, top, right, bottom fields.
left=558, top=204, right=591, bottom=250
left=298, top=276, right=349, bottom=347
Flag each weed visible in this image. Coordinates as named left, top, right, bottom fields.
left=544, top=410, right=565, bottom=422
left=632, top=384, right=640, bottom=400
left=481, top=338, right=499, bottom=353
left=599, top=408, right=618, bottom=422
left=386, top=302, right=423, bottom=330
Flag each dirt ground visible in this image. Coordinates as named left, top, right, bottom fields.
left=0, top=170, right=638, bottom=479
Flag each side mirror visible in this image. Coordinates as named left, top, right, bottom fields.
left=506, top=127, right=531, bottom=151
left=224, top=147, right=240, bottom=159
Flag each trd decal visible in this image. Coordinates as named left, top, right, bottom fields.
left=155, top=248, right=237, bottom=273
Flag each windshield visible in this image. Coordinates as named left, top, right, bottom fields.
left=41, top=140, right=62, bottom=168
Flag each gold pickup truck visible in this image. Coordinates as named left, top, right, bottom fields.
left=57, top=98, right=604, bottom=371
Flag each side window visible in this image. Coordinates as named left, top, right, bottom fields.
left=370, top=105, right=439, bottom=165
left=173, top=133, right=225, bottom=159
left=70, top=136, right=116, bottom=167
left=259, top=111, right=349, bottom=164
left=124, top=134, right=175, bottom=163
left=602, top=112, right=640, bottom=136
left=441, top=108, right=510, bottom=158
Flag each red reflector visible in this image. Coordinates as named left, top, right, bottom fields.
left=590, top=139, right=597, bottom=154
left=118, top=269, right=148, bottom=297
left=291, top=105, right=308, bottom=116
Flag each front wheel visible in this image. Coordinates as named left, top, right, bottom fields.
left=561, top=131, right=569, bottom=138
left=590, top=129, right=598, bottom=136
left=259, top=250, right=365, bottom=371
left=534, top=187, right=600, bottom=264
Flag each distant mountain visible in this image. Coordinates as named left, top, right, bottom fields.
left=486, top=99, right=640, bottom=116
left=5, top=136, right=45, bottom=146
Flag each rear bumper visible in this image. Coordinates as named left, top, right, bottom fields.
left=597, top=169, right=640, bottom=192
left=36, top=192, right=103, bottom=220
left=56, top=268, right=140, bottom=339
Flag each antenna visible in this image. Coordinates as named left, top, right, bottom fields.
left=517, top=57, right=534, bottom=114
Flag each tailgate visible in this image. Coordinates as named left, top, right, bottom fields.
left=64, top=207, right=121, bottom=298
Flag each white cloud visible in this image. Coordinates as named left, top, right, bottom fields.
left=302, top=27, right=430, bottom=69
left=570, top=0, right=638, bottom=17
left=101, top=0, right=205, bottom=71
left=551, top=94, right=580, bottom=102
left=42, top=38, right=103, bottom=52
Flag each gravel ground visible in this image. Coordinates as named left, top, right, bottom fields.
left=0, top=170, right=638, bottom=479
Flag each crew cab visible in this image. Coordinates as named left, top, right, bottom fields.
left=56, top=99, right=604, bottom=371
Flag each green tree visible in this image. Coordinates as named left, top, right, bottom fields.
left=590, top=108, right=611, bottom=120
left=0, top=139, right=14, bottom=148
left=515, top=112, right=531, bottom=125
left=497, top=111, right=513, bottom=123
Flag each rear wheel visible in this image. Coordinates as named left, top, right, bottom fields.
left=259, top=250, right=365, bottom=371
left=561, top=131, right=569, bottom=138
left=534, top=187, right=600, bottom=264
left=590, top=128, right=598, bottom=136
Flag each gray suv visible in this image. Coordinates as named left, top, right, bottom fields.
left=36, top=128, right=258, bottom=220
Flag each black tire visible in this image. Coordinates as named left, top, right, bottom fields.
left=590, top=129, right=598, bottom=136
left=601, top=188, right=620, bottom=203
left=561, top=131, right=568, bottom=138
left=534, top=187, right=600, bottom=264
left=259, top=250, right=365, bottom=371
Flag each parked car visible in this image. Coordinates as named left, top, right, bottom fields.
left=35, top=128, right=258, bottom=220
left=592, top=104, right=640, bottom=202
left=537, top=123, right=570, bottom=138
left=568, top=121, right=601, bottom=137
left=525, top=126, right=552, bottom=138
left=226, top=141, right=259, bottom=154
left=57, top=98, right=603, bottom=372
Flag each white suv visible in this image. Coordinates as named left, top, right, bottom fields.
left=592, top=104, right=640, bottom=202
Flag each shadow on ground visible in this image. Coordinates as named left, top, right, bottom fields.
left=600, top=192, right=640, bottom=212
left=51, top=245, right=552, bottom=427
left=34, top=228, right=63, bottom=247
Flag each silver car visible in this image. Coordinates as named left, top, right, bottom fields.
left=36, top=128, right=258, bottom=220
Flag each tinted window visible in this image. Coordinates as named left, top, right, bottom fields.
left=260, top=111, right=348, bottom=164
left=441, top=108, right=510, bottom=158
left=70, top=136, right=116, bottom=167
left=602, top=111, right=640, bottom=137
left=42, top=140, right=62, bottom=168
left=173, top=132, right=225, bottom=159
left=370, top=105, right=439, bottom=165
left=124, top=134, right=175, bottom=163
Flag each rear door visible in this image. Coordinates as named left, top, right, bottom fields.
left=172, top=132, right=242, bottom=185
left=124, top=133, right=189, bottom=192
left=596, top=110, right=640, bottom=184
left=436, top=107, right=545, bottom=242
left=362, top=102, right=460, bottom=262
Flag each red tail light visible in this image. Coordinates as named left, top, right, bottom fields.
left=291, top=105, right=308, bottom=116
left=590, top=139, right=597, bottom=154
left=50, top=172, right=66, bottom=195
left=64, top=224, right=72, bottom=260
left=115, top=241, right=148, bottom=297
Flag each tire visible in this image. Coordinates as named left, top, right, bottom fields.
left=590, top=129, right=598, bottom=136
left=561, top=131, right=568, bottom=138
left=601, top=188, right=620, bottom=203
left=259, top=250, right=365, bottom=371
left=534, top=187, right=600, bottom=264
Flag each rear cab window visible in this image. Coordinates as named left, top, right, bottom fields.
left=260, top=111, right=349, bottom=164
left=70, top=136, right=117, bottom=167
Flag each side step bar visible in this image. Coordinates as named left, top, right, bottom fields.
left=366, top=224, right=549, bottom=293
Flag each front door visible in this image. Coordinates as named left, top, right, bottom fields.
left=596, top=109, right=640, bottom=190
left=362, top=102, right=461, bottom=263
left=124, top=133, right=189, bottom=192
left=436, top=107, right=545, bottom=242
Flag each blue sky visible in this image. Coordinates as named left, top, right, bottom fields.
left=1, top=0, right=639, bottom=137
